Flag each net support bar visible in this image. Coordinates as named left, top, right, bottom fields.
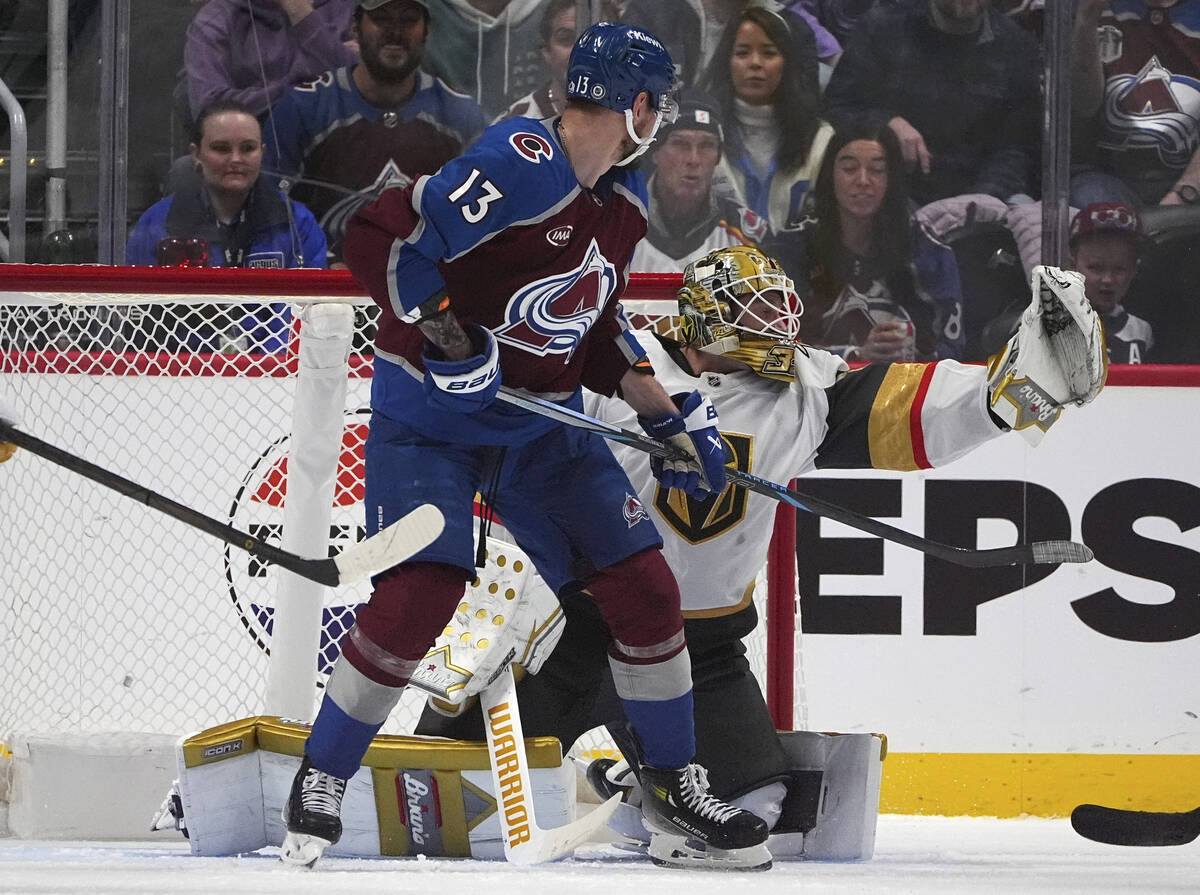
left=262, top=303, right=355, bottom=722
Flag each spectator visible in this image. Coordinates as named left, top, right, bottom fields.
left=791, top=0, right=881, bottom=46
left=495, top=0, right=617, bottom=121
left=420, top=0, right=553, bottom=120
left=263, top=0, right=485, bottom=264
left=127, top=100, right=326, bottom=352
left=1069, top=202, right=1155, bottom=363
left=701, top=6, right=831, bottom=236
left=823, top=0, right=1042, bottom=207
left=184, top=0, right=359, bottom=121
left=624, top=0, right=820, bottom=91
left=1072, top=0, right=1200, bottom=209
left=633, top=92, right=767, bottom=272
left=781, top=119, right=965, bottom=362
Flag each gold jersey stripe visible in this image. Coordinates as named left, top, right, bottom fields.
left=867, top=363, right=934, bottom=471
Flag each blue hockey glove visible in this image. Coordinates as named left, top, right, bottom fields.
left=638, top=390, right=727, bottom=498
left=422, top=323, right=501, bottom=413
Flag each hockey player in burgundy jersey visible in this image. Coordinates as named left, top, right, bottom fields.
left=415, top=245, right=1106, bottom=859
left=281, top=22, right=772, bottom=871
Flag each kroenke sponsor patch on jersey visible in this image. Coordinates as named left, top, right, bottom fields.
left=397, top=768, right=445, bottom=855
left=623, top=493, right=650, bottom=528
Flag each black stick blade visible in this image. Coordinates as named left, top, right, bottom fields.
left=1070, top=804, right=1200, bottom=846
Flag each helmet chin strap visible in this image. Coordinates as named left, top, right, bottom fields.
left=615, top=108, right=663, bottom=167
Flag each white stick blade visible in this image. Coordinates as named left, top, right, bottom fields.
left=332, top=504, right=445, bottom=584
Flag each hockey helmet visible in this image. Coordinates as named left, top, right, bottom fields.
left=566, top=22, right=678, bottom=165
left=678, top=245, right=804, bottom=381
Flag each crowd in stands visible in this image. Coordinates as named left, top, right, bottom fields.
left=8, top=0, right=1198, bottom=362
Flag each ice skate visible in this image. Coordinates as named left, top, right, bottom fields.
left=639, top=763, right=772, bottom=871
left=585, top=756, right=651, bottom=848
left=280, top=754, right=346, bottom=868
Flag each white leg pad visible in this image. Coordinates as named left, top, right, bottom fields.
left=772, top=731, right=885, bottom=861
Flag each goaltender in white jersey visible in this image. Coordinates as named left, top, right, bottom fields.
left=416, top=244, right=1107, bottom=862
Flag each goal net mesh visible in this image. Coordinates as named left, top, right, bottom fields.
left=0, top=270, right=798, bottom=762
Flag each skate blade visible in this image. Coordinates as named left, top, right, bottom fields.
left=280, top=831, right=333, bottom=869
left=647, top=832, right=772, bottom=871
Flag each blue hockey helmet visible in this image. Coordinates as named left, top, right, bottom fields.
left=566, top=22, right=677, bottom=120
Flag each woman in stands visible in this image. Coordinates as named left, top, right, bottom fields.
left=779, top=119, right=965, bottom=362
left=701, top=5, right=831, bottom=235
left=126, top=100, right=325, bottom=351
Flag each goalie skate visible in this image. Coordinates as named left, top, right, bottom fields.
left=987, top=265, right=1106, bottom=446
left=280, top=754, right=346, bottom=868
left=640, top=764, right=772, bottom=871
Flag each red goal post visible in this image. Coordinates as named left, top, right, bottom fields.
left=0, top=264, right=800, bottom=749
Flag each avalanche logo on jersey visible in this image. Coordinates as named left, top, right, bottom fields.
left=1102, top=56, right=1200, bottom=166
left=655, top=432, right=749, bottom=544
left=321, top=159, right=415, bottom=247
left=493, top=237, right=618, bottom=357
left=623, top=493, right=650, bottom=528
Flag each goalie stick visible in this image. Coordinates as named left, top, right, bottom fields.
left=0, top=421, right=444, bottom=587
left=1071, top=804, right=1200, bottom=847
left=494, top=387, right=1093, bottom=569
left=480, top=664, right=621, bottom=864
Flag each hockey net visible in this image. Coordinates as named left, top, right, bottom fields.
left=0, top=265, right=800, bottom=766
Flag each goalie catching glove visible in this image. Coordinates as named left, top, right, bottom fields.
left=987, top=265, right=1107, bottom=446
left=638, top=390, right=727, bottom=498
left=422, top=322, right=501, bottom=413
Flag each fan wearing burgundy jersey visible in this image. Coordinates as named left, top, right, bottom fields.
left=262, top=0, right=485, bottom=263
left=279, top=22, right=775, bottom=872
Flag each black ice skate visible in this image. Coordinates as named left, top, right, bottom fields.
left=639, top=763, right=772, bottom=870
left=280, top=754, right=347, bottom=868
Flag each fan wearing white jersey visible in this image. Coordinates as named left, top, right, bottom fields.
left=416, top=245, right=1106, bottom=852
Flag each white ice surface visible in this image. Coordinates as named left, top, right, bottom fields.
left=2, top=815, right=1198, bottom=895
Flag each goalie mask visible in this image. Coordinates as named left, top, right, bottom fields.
left=678, top=245, right=804, bottom=381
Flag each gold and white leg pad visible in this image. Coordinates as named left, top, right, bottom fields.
left=987, top=265, right=1107, bottom=445
left=409, top=536, right=565, bottom=714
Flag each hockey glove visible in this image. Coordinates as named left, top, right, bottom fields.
left=638, top=390, right=727, bottom=498
left=422, top=323, right=501, bottom=413
left=987, top=265, right=1106, bottom=446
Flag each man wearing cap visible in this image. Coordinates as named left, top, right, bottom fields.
left=632, top=92, right=767, bottom=273
left=1069, top=202, right=1155, bottom=363
left=263, top=0, right=486, bottom=264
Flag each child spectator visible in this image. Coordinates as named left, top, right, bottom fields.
left=1069, top=202, right=1155, bottom=363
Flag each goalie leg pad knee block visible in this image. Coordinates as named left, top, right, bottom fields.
left=344, top=562, right=468, bottom=686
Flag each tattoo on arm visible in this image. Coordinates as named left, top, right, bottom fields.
left=415, top=292, right=472, bottom=360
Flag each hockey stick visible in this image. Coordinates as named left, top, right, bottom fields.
left=1071, top=804, right=1200, bottom=847
left=495, top=387, right=1093, bottom=568
left=0, top=421, right=444, bottom=587
left=480, top=664, right=621, bottom=864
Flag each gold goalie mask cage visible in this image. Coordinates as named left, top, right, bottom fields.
left=678, top=245, right=804, bottom=381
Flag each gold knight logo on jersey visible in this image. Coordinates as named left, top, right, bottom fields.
left=655, top=432, right=750, bottom=543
